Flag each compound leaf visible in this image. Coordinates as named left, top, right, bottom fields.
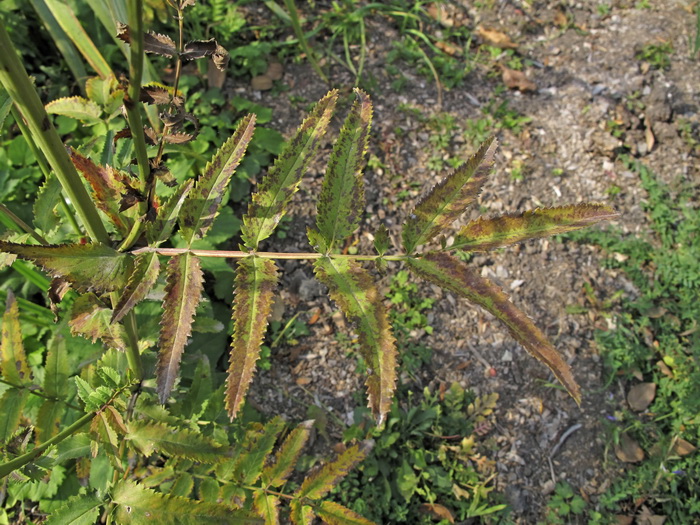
left=226, top=256, right=278, bottom=419
left=452, top=204, right=619, bottom=251
left=0, top=242, right=133, bottom=293
left=402, top=137, right=497, bottom=253
left=147, top=178, right=194, bottom=246
left=44, top=493, right=103, bottom=525
left=157, top=252, right=204, bottom=403
left=1, top=290, right=32, bottom=386
left=295, top=440, right=374, bottom=500
left=45, top=96, right=101, bottom=123
left=111, top=480, right=258, bottom=524
left=241, top=90, right=338, bottom=249
left=315, top=88, right=371, bottom=252
left=111, top=252, right=161, bottom=324
left=316, top=501, right=376, bottom=525
left=127, top=421, right=224, bottom=463
left=262, top=420, right=313, bottom=488
left=179, top=114, right=256, bottom=245
left=313, top=258, right=396, bottom=423
left=407, top=252, right=581, bottom=403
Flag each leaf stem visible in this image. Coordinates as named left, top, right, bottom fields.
left=0, top=203, right=47, bottom=245
left=131, top=246, right=412, bottom=262
left=0, top=378, right=81, bottom=411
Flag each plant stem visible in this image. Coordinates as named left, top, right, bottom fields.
left=0, top=203, right=47, bottom=245
left=0, top=378, right=81, bottom=411
left=283, top=0, right=329, bottom=84
left=131, top=246, right=412, bottom=262
left=0, top=23, right=109, bottom=244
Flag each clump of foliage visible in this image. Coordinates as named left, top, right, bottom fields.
left=565, top=156, right=700, bottom=521
left=0, top=0, right=617, bottom=522
left=334, top=383, right=507, bottom=523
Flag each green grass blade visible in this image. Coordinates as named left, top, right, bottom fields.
left=315, top=88, right=372, bottom=252
left=313, top=257, right=396, bottom=423
left=241, top=90, right=338, bottom=249
left=226, top=256, right=278, bottom=419
left=407, top=252, right=581, bottom=404
left=402, top=137, right=497, bottom=253
left=452, top=204, right=619, bottom=251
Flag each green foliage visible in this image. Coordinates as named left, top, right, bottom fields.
left=636, top=41, right=674, bottom=70
left=564, top=157, right=700, bottom=522
left=333, top=383, right=507, bottom=523
left=541, top=482, right=587, bottom=525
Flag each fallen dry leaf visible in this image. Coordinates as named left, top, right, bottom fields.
left=636, top=505, right=667, bottom=525
left=673, top=438, right=697, bottom=456
left=295, top=377, right=312, bottom=386
left=645, top=123, right=656, bottom=152
left=435, top=40, right=463, bottom=57
left=420, top=503, right=455, bottom=524
left=501, top=66, right=537, bottom=92
left=251, top=75, right=273, bottom=91
left=477, top=26, right=518, bottom=49
left=553, top=9, right=569, bottom=27
left=427, top=3, right=454, bottom=27
left=656, top=359, right=673, bottom=377
left=615, top=432, right=645, bottom=463
left=627, top=382, right=656, bottom=412
left=614, top=516, right=634, bottom=525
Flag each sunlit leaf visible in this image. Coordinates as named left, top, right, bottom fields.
left=127, top=421, right=225, bottom=463
left=1, top=290, right=32, bottom=386
left=289, top=501, right=314, bottom=525
left=315, top=88, right=372, bottom=252
left=226, top=256, right=278, bottom=419
left=44, top=493, right=103, bottom=525
left=313, top=258, right=396, bottom=423
left=402, top=137, right=497, bottom=253
left=111, top=252, right=161, bottom=324
left=407, top=252, right=581, bottom=403
left=241, top=90, right=338, bottom=249
left=316, top=501, right=376, bottom=525
left=253, top=492, right=279, bottom=524
left=295, top=440, right=374, bottom=500
left=156, top=252, right=204, bottom=402
left=452, top=204, right=619, bottom=251
left=180, top=114, right=256, bottom=245
left=70, top=293, right=128, bottom=351
left=46, top=96, right=101, bottom=123
left=262, top=420, right=313, bottom=488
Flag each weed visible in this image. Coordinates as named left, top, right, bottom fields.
left=541, top=482, right=587, bottom=524
left=636, top=41, right=674, bottom=70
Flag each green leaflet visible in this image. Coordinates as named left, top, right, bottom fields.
left=313, top=257, right=396, bottom=423
left=289, top=501, right=315, bottom=525
left=33, top=173, right=63, bottom=234
left=295, top=440, right=374, bottom=500
left=111, top=252, right=161, bottom=324
left=44, top=493, right=102, bottom=525
left=69, top=148, right=130, bottom=235
left=314, top=88, right=372, bottom=252
left=179, top=114, right=256, bottom=245
left=43, top=335, right=69, bottom=397
left=226, top=256, right=278, bottom=419
left=241, top=90, right=338, bottom=249
left=1, top=290, right=32, bottom=386
left=147, top=179, right=195, bottom=246
left=316, top=501, right=376, bottom=525
left=231, top=417, right=285, bottom=485
left=69, top=293, right=129, bottom=351
left=127, top=421, right=225, bottom=463
left=0, top=85, right=13, bottom=129
left=45, top=96, right=102, bottom=123
left=253, top=492, right=280, bottom=524
left=35, top=400, right=64, bottom=443
left=111, top=480, right=259, bottom=524
left=157, top=252, right=204, bottom=403
left=407, top=252, right=581, bottom=404
left=402, top=136, right=497, bottom=253
left=262, top=420, right=313, bottom=488
left=0, top=242, right=133, bottom=293
left=452, top=204, right=619, bottom=251
left=0, top=389, right=28, bottom=443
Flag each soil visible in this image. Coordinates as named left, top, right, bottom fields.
left=226, top=1, right=699, bottom=522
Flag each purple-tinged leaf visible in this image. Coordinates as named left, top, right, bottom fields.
left=295, top=440, right=374, bottom=500
left=407, top=252, right=581, bottom=404
left=315, top=88, right=372, bottom=252
left=127, top=421, right=224, bottom=463
left=111, top=252, right=161, bottom=324
left=1, top=290, right=32, bottom=386
left=241, top=90, right=338, bottom=249
left=402, top=137, right=497, bottom=253
left=226, top=256, right=278, bottom=419
left=147, top=179, right=194, bottom=246
left=181, top=39, right=218, bottom=61
left=156, top=252, right=204, bottom=403
left=70, top=293, right=128, bottom=351
left=212, top=44, right=229, bottom=71
left=316, top=501, right=376, bottom=525
left=140, top=83, right=183, bottom=106
left=253, top=492, right=279, bottom=524
left=0, top=242, right=132, bottom=293
left=180, top=114, right=256, bottom=246
left=314, top=258, right=396, bottom=424
left=231, top=417, right=285, bottom=485
left=117, top=23, right=177, bottom=57
left=262, top=420, right=313, bottom=488
left=452, top=204, right=620, bottom=251
left=289, top=501, right=315, bottom=525
left=69, top=148, right=130, bottom=235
